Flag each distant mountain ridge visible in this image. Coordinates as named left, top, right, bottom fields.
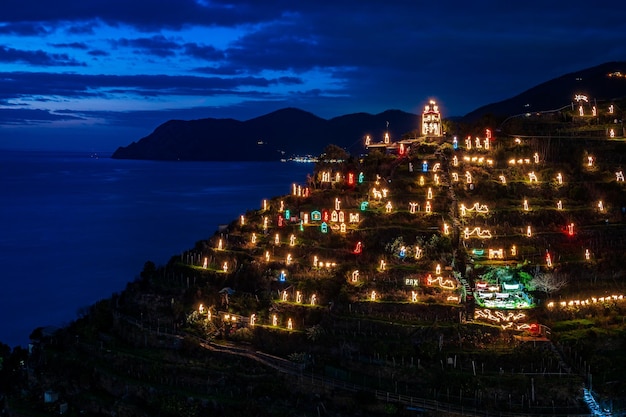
left=112, top=61, right=626, bottom=161
left=112, top=108, right=419, bottom=161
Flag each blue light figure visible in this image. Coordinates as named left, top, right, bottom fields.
left=453, top=136, right=458, bottom=150
left=422, top=161, right=428, bottom=172
left=399, top=247, right=406, bottom=259
left=285, top=209, right=290, bottom=220
left=299, top=220, right=304, bottom=232
left=360, top=201, right=369, bottom=211
left=279, top=270, right=286, bottom=282
left=358, top=172, right=364, bottom=184
left=321, top=222, right=328, bottom=233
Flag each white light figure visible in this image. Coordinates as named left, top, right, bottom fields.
left=443, top=223, right=450, bottom=235
left=453, top=155, right=459, bottom=166
left=409, top=162, right=413, bottom=172
left=217, top=238, right=223, bottom=250
left=434, top=174, right=440, bottom=185
left=409, top=202, right=418, bottom=214
left=274, top=233, right=280, bottom=245
left=585, top=249, right=591, bottom=260
left=296, top=291, right=302, bottom=303
left=365, top=135, right=371, bottom=146
left=199, top=304, right=204, bottom=314
left=460, top=204, right=467, bottom=216
left=427, top=187, right=433, bottom=199
left=475, top=137, right=482, bottom=148
left=411, top=291, right=418, bottom=302
left=415, top=246, right=422, bottom=259
left=433, top=163, right=440, bottom=172
left=370, top=291, right=377, bottom=301
left=379, top=259, right=386, bottom=271
left=419, top=176, right=425, bottom=186
left=484, top=138, right=490, bottom=150
left=222, top=262, right=228, bottom=272
left=452, top=172, right=459, bottom=182
left=286, top=254, right=292, bottom=265
left=425, top=201, right=431, bottom=213
left=282, top=290, right=288, bottom=301
left=499, top=175, right=506, bottom=184
left=465, top=136, right=472, bottom=149
left=588, top=156, right=594, bottom=167
left=435, top=264, right=441, bottom=275
left=533, top=153, right=539, bottom=164
left=289, top=234, right=296, bottom=246
left=610, top=128, right=616, bottom=138
left=310, top=294, right=316, bottom=305
left=203, top=257, right=208, bottom=269
left=609, top=104, right=614, bottom=114
left=546, top=252, right=552, bottom=267
left=335, top=198, right=341, bottom=211
left=598, top=201, right=604, bottom=212
left=557, top=200, right=563, bottom=210
left=514, top=138, right=521, bottom=144
left=384, top=132, right=390, bottom=144
left=292, top=183, right=297, bottom=196
left=240, top=215, right=245, bottom=226
left=528, top=172, right=538, bottom=183
left=287, top=318, right=293, bottom=330
left=335, top=172, right=341, bottom=183
left=568, top=223, right=575, bottom=236
left=579, top=105, right=584, bottom=116
left=352, top=270, right=359, bottom=282
left=250, top=314, right=256, bottom=327
left=556, top=173, right=563, bottom=184
left=465, top=171, right=472, bottom=184
left=523, top=199, right=529, bottom=211
left=527, top=226, right=532, bottom=237
left=263, top=216, right=268, bottom=231
left=279, top=200, right=284, bottom=212
left=616, top=171, right=625, bottom=182
left=313, top=255, right=318, bottom=267
left=265, top=251, right=270, bottom=262
left=592, top=106, right=597, bottom=116
left=263, top=199, right=268, bottom=211
left=272, top=314, right=278, bottom=326
left=511, top=245, right=517, bottom=256
left=385, top=201, right=393, bottom=213
left=382, top=188, right=389, bottom=198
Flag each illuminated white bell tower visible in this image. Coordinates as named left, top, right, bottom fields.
left=422, top=100, right=442, bottom=137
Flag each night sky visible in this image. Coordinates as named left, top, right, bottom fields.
left=1, top=0, right=625, bottom=151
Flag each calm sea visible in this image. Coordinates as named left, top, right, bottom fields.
left=0, top=150, right=312, bottom=348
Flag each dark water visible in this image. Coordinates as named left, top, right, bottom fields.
left=0, top=150, right=312, bottom=348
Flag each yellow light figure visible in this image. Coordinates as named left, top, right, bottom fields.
left=527, top=226, right=532, bottom=237
left=217, top=238, right=223, bottom=250
left=425, top=201, right=431, bottom=213
left=533, top=153, right=539, bottom=164
left=465, top=136, right=472, bottom=149
left=585, top=249, right=590, bottom=260
left=303, top=213, right=309, bottom=224
left=616, top=171, right=625, bottom=182
left=313, top=255, right=318, bottom=267
left=203, top=257, right=208, bottom=269
left=546, top=252, right=552, bottom=267
left=435, top=264, right=441, bottom=275
left=287, top=318, right=293, bottom=330
left=286, top=254, right=292, bottom=265
left=419, top=176, right=425, bottom=186
left=370, top=291, right=377, bottom=301
left=556, top=173, right=563, bottom=184
left=598, top=201, right=604, bottom=212
left=460, top=204, right=466, bottom=216
left=434, top=174, right=440, bottom=185
left=292, top=183, right=297, bottom=196
left=415, top=246, right=422, bottom=259
left=207, top=310, right=211, bottom=321
left=265, top=251, right=270, bottom=262
left=452, top=172, right=459, bottom=182
left=511, top=245, right=517, bottom=256
left=335, top=197, right=341, bottom=211
left=289, top=234, right=296, bottom=246
left=263, top=216, right=268, bottom=231
left=352, top=270, right=359, bottom=282
left=427, top=187, right=433, bottom=199
left=528, top=172, right=538, bottom=183
left=411, top=291, right=418, bottom=302
left=379, top=259, right=386, bottom=271
left=385, top=201, right=393, bottom=213
left=443, top=223, right=450, bottom=235
left=433, top=163, right=440, bottom=172
left=198, top=304, right=204, bottom=314
left=592, top=106, right=597, bottom=116
left=274, top=233, right=280, bottom=245
left=310, top=294, right=316, bottom=305
left=499, top=175, right=506, bottom=184
left=409, top=202, right=418, bottom=213
left=240, top=215, right=245, bottom=226
left=365, top=135, right=371, bottom=146
left=609, top=104, right=614, bottom=114
left=272, top=314, right=277, bottom=326
left=382, top=188, right=389, bottom=198
left=588, top=156, right=594, bottom=167
left=579, top=105, right=584, bottom=116
left=453, top=155, right=459, bottom=166
left=610, top=128, right=615, bottom=138
left=263, top=199, right=268, bottom=211
left=250, top=314, right=256, bottom=327
left=465, top=171, right=472, bottom=184
left=282, top=290, right=288, bottom=301
left=557, top=200, right=563, bottom=210
left=296, top=291, right=302, bottom=303
left=279, top=200, right=284, bottom=211
left=523, top=199, right=529, bottom=211
left=222, top=262, right=228, bottom=272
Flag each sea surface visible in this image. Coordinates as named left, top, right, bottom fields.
left=0, top=150, right=313, bottom=348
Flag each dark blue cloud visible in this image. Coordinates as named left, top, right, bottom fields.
left=50, top=42, right=88, bottom=49
left=112, top=35, right=181, bottom=58
left=0, top=22, right=49, bottom=35
left=0, top=45, right=84, bottom=66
